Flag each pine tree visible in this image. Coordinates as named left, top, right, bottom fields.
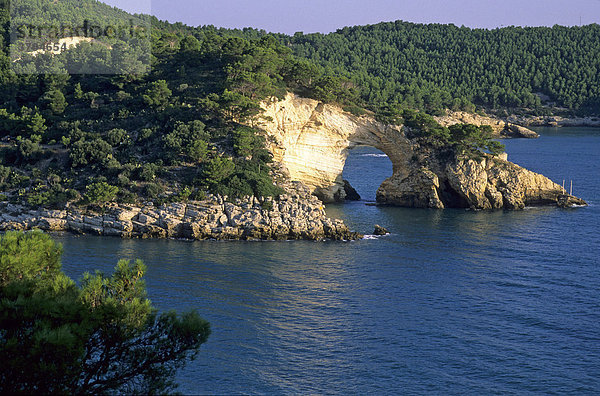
left=0, top=231, right=211, bottom=394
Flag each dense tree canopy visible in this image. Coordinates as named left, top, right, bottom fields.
left=279, top=21, right=600, bottom=115
left=0, top=0, right=321, bottom=208
left=0, top=230, right=210, bottom=394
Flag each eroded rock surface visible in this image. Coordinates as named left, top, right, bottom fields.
left=0, top=180, right=361, bottom=241
left=258, top=93, right=585, bottom=209
left=434, top=110, right=539, bottom=139
left=258, top=93, right=411, bottom=202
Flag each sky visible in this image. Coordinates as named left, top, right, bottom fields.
left=104, top=0, right=600, bottom=34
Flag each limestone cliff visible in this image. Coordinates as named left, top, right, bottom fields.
left=258, top=94, right=412, bottom=202
left=256, top=93, right=585, bottom=209
left=377, top=155, right=585, bottom=209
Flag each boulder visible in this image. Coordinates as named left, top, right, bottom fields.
left=504, top=124, right=539, bottom=139
left=373, top=225, right=389, bottom=236
left=343, top=180, right=361, bottom=201
left=377, top=168, right=444, bottom=208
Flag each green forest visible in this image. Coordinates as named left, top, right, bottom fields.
left=279, top=21, right=600, bottom=115
left=0, top=0, right=349, bottom=208
left=0, top=0, right=598, bottom=210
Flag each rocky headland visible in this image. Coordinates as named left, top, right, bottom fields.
left=257, top=93, right=586, bottom=209
left=434, top=111, right=540, bottom=139
left=438, top=110, right=600, bottom=129
left=507, top=114, right=600, bottom=128
left=0, top=93, right=587, bottom=240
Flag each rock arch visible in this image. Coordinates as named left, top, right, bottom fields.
left=257, top=93, right=413, bottom=203
left=256, top=93, right=585, bottom=209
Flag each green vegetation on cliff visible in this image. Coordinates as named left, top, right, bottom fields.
left=0, top=1, right=353, bottom=208
left=0, top=230, right=210, bottom=394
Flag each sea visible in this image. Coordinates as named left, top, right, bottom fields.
left=57, top=127, right=600, bottom=394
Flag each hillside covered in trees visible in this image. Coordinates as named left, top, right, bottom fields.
left=0, top=0, right=597, bottom=210
left=279, top=21, right=600, bottom=115
left=0, top=0, right=362, bottom=208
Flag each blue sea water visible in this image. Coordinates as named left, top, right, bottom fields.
left=57, top=127, right=600, bottom=394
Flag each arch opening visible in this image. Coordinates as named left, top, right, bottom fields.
left=341, top=146, right=393, bottom=203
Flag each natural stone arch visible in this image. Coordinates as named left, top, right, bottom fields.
left=339, top=144, right=393, bottom=201
left=257, top=93, right=414, bottom=203
left=256, top=93, right=585, bottom=209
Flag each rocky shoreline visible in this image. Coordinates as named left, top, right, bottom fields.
left=437, top=110, right=600, bottom=134
left=1, top=95, right=591, bottom=241
left=257, top=94, right=587, bottom=209
left=434, top=111, right=540, bottom=138
left=376, top=153, right=588, bottom=210
left=0, top=181, right=362, bottom=241
left=506, top=115, right=600, bottom=128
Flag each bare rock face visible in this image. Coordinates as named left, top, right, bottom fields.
left=435, top=111, right=507, bottom=136
left=503, top=124, right=540, bottom=139
left=377, top=154, right=586, bottom=210
left=258, top=94, right=411, bottom=203
left=507, top=114, right=600, bottom=128
left=377, top=168, right=444, bottom=208
left=258, top=93, right=585, bottom=210
left=445, top=156, right=566, bottom=209
left=342, top=180, right=361, bottom=201
left=434, top=110, right=539, bottom=139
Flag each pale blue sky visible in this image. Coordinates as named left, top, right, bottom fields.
left=104, top=0, right=600, bottom=34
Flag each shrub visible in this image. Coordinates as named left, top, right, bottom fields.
left=203, top=157, right=236, bottom=186
left=261, top=200, right=273, bottom=211
left=142, top=80, right=172, bottom=109
left=232, top=127, right=263, bottom=158
left=137, top=128, right=154, bottom=142
left=163, top=121, right=209, bottom=162
left=42, top=89, right=67, bottom=114
left=106, top=128, right=131, bottom=147
left=188, top=140, right=209, bottom=162
left=69, top=139, right=113, bottom=168
left=449, top=124, right=505, bottom=157
left=343, top=104, right=367, bottom=117
left=118, top=190, right=138, bottom=204
left=136, top=163, right=161, bottom=182
left=84, top=182, right=119, bottom=203
left=117, top=174, right=130, bottom=187
left=16, top=137, right=42, bottom=163
left=170, top=186, right=192, bottom=203
left=191, top=189, right=206, bottom=201
left=144, top=183, right=164, bottom=198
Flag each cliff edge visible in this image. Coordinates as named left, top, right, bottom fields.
left=257, top=93, right=585, bottom=209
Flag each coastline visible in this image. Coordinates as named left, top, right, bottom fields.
left=1, top=103, right=591, bottom=242
left=436, top=110, right=600, bottom=139
left=507, top=115, right=600, bottom=128
left=0, top=181, right=362, bottom=241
